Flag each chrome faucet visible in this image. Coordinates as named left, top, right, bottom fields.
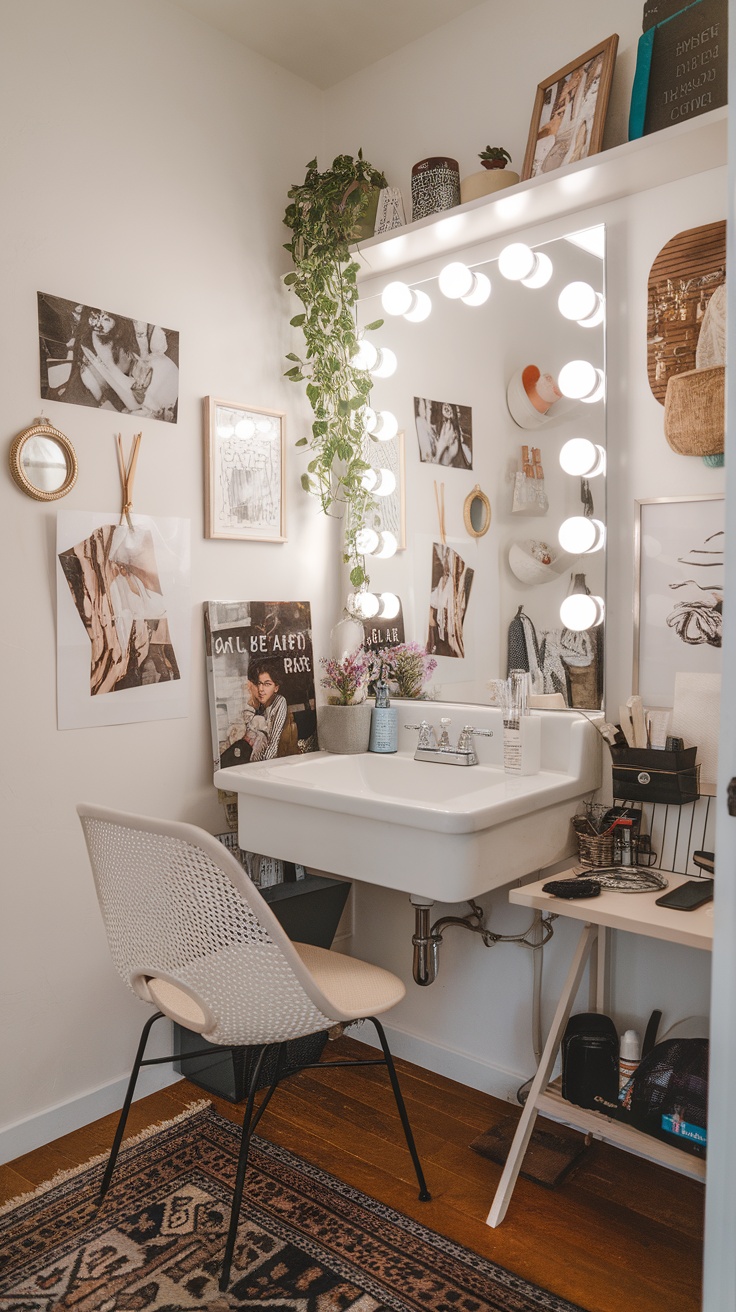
left=405, top=720, right=493, bottom=766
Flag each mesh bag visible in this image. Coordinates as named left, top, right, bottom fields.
left=618, top=1038, right=708, bottom=1158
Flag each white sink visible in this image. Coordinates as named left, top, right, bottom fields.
left=215, top=706, right=601, bottom=902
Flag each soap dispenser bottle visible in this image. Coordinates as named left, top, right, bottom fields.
left=369, top=668, right=398, bottom=753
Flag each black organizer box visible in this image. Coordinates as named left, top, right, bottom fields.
left=610, top=745, right=699, bottom=805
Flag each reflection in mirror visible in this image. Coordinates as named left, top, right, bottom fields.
left=9, top=422, right=78, bottom=501
left=359, top=224, right=605, bottom=709
left=464, top=485, right=491, bottom=538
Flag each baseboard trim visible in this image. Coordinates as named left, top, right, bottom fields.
left=351, top=1020, right=527, bottom=1104
left=0, top=1064, right=181, bottom=1166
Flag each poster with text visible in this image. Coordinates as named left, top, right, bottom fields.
left=204, top=600, right=317, bottom=770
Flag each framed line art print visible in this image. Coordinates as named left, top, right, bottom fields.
left=521, top=34, right=619, bottom=181
left=204, top=398, right=286, bottom=541
left=633, top=494, right=723, bottom=707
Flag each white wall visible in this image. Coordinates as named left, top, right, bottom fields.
left=324, top=3, right=722, bottom=1098
left=0, top=0, right=335, bottom=1157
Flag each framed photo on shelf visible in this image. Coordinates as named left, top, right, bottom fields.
left=633, top=495, right=723, bottom=707
left=204, top=398, right=286, bottom=541
left=521, top=34, right=619, bottom=181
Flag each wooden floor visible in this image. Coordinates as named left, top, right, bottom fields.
left=1, top=1035, right=704, bottom=1312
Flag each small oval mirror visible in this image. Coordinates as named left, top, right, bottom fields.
left=9, top=422, right=78, bottom=501
left=463, top=484, right=491, bottom=538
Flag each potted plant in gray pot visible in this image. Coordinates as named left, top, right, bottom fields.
left=317, top=649, right=372, bottom=754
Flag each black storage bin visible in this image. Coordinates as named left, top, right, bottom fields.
left=174, top=871, right=351, bottom=1102
left=561, top=1012, right=619, bottom=1113
left=610, top=745, right=699, bottom=805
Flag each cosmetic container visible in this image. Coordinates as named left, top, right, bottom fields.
left=369, top=670, right=398, bottom=753
left=619, top=1029, right=641, bottom=1091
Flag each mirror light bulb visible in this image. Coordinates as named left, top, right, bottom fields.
left=559, top=593, right=604, bottom=631
left=381, top=281, right=413, bottom=316
left=216, top=422, right=234, bottom=438
left=375, top=530, right=398, bottom=558
left=438, top=261, right=474, bottom=299
left=362, top=406, right=378, bottom=435
left=521, top=251, right=553, bottom=288
left=404, top=288, right=432, bottom=322
left=461, top=272, right=491, bottom=306
left=498, top=242, right=535, bottom=281
left=558, top=516, right=606, bottom=554
left=348, top=590, right=380, bottom=619
left=352, top=338, right=378, bottom=371
left=371, top=347, right=398, bottom=378
left=378, top=592, right=401, bottom=619
left=256, top=417, right=273, bottom=434
left=355, top=527, right=380, bottom=555
left=371, top=410, right=398, bottom=442
left=235, top=417, right=256, bottom=439
left=558, top=281, right=596, bottom=321
left=361, top=467, right=396, bottom=497
left=559, top=439, right=606, bottom=478
left=558, top=359, right=604, bottom=401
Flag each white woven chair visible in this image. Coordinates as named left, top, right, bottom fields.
left=77, top=803, right=430, bottom=1292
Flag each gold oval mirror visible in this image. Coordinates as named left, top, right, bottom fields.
left=9, top=421, right=78, bottom=501
left=463, top=484, right=491, bottom=538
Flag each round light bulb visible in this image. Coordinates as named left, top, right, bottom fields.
left=558, top=359, right=600, bottom=400
left=371, top=410, right=398, bottom=442
left=461, top=272, right=491, bottom=306
left=580, top=369, right=605, bottom=403
left=352, top=338, right=378, bottom=371
left=256, top=417, right=273, bottom=434
left=521, top=252, right=553, bottom=288
left=404, top=289, right=432, bottom=322
left=235, top=417, right=256, bottom=439
left=373, top=469, right=396, bottom=497
left=438, top=261, right=474, bottom=299
left=560, top=593, right=600, bottom=631
left=558, top=281, right=597, bottom=321
left=378, top=592, right=401, bottom=619
left=348, top=590, right=380, bottom=619
left=559, top=439, right=606, bottom=478
left=558, top=516, right=605, bottom=554
left=372, top=347, right=397, bottom=378
left=375, top=530, right=398, bottom=558
left=361, top=468, right=378, bottom=493
left=355, top=527, right=380, bottom=555
left=498, top=242, right=535, bottom=281
left=381, top=280, right=413, bottom=316
left=216, top=422, right=234, bottom=439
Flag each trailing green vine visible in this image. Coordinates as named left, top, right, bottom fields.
left=283, top=151, right=387, bottom=590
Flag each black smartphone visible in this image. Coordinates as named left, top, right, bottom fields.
left=655, top=879, right=714, bottom=911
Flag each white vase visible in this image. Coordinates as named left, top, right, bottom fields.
left=317, top=703, right=372, bottom=754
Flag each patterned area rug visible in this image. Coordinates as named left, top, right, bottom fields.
left=0, top=1102, right=587, bottom=1311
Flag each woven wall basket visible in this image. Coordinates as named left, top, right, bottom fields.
left=663, top=365, right=724, bottom=456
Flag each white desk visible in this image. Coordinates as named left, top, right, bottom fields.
left=486, top=870, right=711, bottom=1227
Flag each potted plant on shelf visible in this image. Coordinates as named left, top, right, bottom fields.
left=479, top=145, right=513, bottom=170
left=460, top=147, right=520, bottom=203
left=317, top=649, right=373, bottom=753
left=283, top=152, right=388, bottom=603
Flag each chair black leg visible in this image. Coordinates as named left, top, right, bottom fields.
left=368, top=1017, right=431, bottom=1201
left=219, top=1043, right=273, bottom=1292
left=98, top=1010, right=164, bottom=1203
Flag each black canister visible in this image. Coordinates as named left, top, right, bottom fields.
left=411, top=156, right=460, bottom=222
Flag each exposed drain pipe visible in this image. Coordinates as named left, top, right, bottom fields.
left=409, top=895, right=554, bottom=987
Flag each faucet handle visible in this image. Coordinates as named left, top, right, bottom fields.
left=437, top=717, right=452, bottom=750
left=405, top=719, right=437, bottom=749
left=456, top=724, right=494, bottom=752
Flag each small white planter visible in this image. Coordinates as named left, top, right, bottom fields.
left=317, top=703, right=372, bottom=754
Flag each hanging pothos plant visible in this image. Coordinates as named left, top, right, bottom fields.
left=283, top=151, right=387, bottom=590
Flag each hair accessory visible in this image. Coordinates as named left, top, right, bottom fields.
left=542, top=878, right=601, bottom=899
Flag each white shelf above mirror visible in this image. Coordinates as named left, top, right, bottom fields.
left=354, top=107, right=727, bottom=281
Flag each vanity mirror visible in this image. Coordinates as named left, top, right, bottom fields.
left=9, top=420, right=78, bottom=501
left=357, top=224, right=606, bottom=709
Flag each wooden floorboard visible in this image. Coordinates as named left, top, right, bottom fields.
left=0, top=1037, right=703, bottom=1312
